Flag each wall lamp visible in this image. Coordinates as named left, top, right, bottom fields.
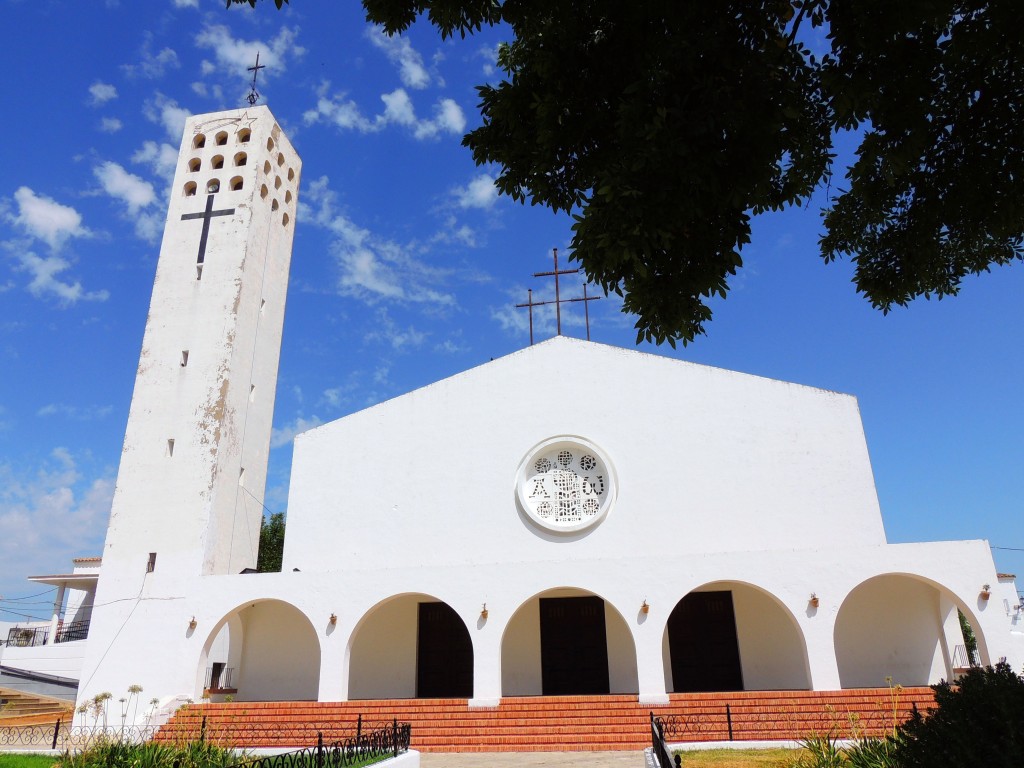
left=188, top=616, right=197, bottom=630
left=980, top=585, right=991, bottom=601
left=809, top=593, right=820, bottom=609
left=641, top=600, right=650, bottom=615
left=480, top=604, right=489, bottom=620
left=329, top=613, right=337, bottom=625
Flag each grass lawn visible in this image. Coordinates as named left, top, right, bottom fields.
left=0, top=755, right=59, bottom=768
left=674, top=747, right=800, bottom=767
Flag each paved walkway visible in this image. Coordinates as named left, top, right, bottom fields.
left=420, top=752, right=642, bottom=767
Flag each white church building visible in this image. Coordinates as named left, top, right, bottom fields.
left=13, top=106, right=1023, bottom=719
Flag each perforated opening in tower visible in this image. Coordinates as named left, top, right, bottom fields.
left=285, top=190, right=292, bottom=204
left=238, top=128, right=251, bottom=143
left=277, top=152, right=285, bottom=166
left=207, top=179, right=220, bottom=193
left=234, top=152, right=247, bottom=166
left=266, top=137, right=275, bottom=151
left=271, top=199, right=279, bottom=211
left=215, top=131, right=228, bottom=146
left=183, top=181, right=198, bottom=197
left=274, top=176, right=281, bottom=189
left=212, top=155, right=224, bottom=170
left=230, top=176, right=244, bottom=191
left=260, top=184, right=268, bottom=199
left=193, top=134, right=206, bottom=149
left=263, top=160, right=272, bottom=174
left=188, top=158, right=201, bottom=172
left=180, top=350, right=189, bottom=367
left=287, top=168, right=295, bottom=181
left=282, top=212, right=290, bottom=227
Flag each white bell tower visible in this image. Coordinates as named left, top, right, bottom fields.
left=99, top=105, right=301, bottom=582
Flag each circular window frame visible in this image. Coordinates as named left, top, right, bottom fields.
left=514, top=435, right=617, bottom=533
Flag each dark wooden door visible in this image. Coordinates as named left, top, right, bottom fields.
left=416, top=602, right=473, bottom=698
left=539, top=596, right=610, bottom=695
left=667, top=591, right=743, bottom=692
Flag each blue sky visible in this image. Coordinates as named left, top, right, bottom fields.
left=1, top=1, right=1021, bottom=620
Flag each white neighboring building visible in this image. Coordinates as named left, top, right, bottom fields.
left=20, top=105, right=1024, bottom=716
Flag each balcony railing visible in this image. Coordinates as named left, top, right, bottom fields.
left=951, top=643, right=980, bottom=670
left=204, top=666, right=236, bottom=691
left=55, top=620, right=90, bottom=643
left=5, top=627, right=48, bottom=647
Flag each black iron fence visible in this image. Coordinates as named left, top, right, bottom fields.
left=0, top=720, right=157, bottom=750
left=55, top=620, right=90, bottom=644
left=5, top=627, right=48, bottom=647
left=229, top=719, right=412, bottom=768
left=650, top=714, right=680, bottom=768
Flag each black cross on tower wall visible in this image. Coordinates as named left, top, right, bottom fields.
left=181, top=194, right=235, bottom=264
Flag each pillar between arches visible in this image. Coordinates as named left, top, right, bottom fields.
left=801, top=611, right=841, bottom=690
left=469, top=611, right=502, bottom=707
left=635, top=614, right=669, bottom=705
left=318, top=618, right=349, bottom=702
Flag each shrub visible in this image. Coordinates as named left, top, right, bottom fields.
left=892, top=662, right=1024, bottom=768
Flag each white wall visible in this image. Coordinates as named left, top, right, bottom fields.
left=236, top=601, right=319, bottom=701
left=2, top=641, right=86, bottom=681
left=348, top=595, right=421, bottom=699
left=834, top=575, right=946, bottom=687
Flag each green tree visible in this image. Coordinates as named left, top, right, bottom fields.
left=235, top=1, right=1024, bottom=346
left=257, top=512, right=285, bottom=572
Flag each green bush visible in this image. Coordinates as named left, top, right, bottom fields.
left=892, top=662, right=1024, bottom=768
left=57, top=740, right=238, bottom=768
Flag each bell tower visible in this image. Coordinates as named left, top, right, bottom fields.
left=98, top=105, right=300, bottom=581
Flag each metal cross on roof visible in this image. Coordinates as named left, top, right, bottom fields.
left=517, top=248, right=601, bottom=344
left=247, top=51, right=265, bottom=106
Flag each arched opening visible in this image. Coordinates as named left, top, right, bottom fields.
left=266, top=137, right=275, bottom=151
left=188, top=158, right=201, bottom=173
left=234, top=152, right=247, bottom=166
left=348, top=594, right=473, bottom=699
left=238, top=128, right=251, bottom=143
left=260, top=184, right=269, bottom=200
left=277, top=152, right=285, bottom=166
left=183, top=181, right=197, bottom=197
left=274, top=176, right=282, bottom=189
left=287, top=168, right=295, bottom=181
left=271, top=199, right=279, bottom=211
left=206, top=179, right=220, bottom=194
left=229, top=176, right=244, bottom=191
left=285, top=190, right=292, bottom=204
left=834, top=573, right=990, bottom=688
left=211, top=155, right=224, bottom=170
left=193, top=134, right=206, bottom=149
left=663, top=581, right=810, bottom=693
left=198, top=599, right=320, bottom=702
left=215, top=131, right=228, bottom=146
left=282, top=213, right=290, bottom=227
left=501, top=587, right=638, bottom=696
left=264, top=160, right=272, bottom=175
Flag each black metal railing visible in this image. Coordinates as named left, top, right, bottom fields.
left=650, top=713, right=680, bottom=768
left=204, top=666, right=236, bottom=690
left=230, top=719, right=412, bottom=768
left=0, top=720, right=158, bottom=750
left=55, top=620, right=90, bottom=644
left=5, top=627, right=48, bottom=647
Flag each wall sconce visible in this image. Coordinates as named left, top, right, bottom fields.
left=641, top=600, right=650, bottom=614
left=329, top=613, right=337, bottom=625
left=480, top=603, right=488, bottom=620
left=188, top=616, right=197, bottom=630
left=980, top=585, right=991, bottom=600
left=809, top=593, right=820, bottom=609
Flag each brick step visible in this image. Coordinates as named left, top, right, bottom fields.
left=157, top=689, right=935, bottom=751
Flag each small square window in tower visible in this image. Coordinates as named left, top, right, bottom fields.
left=146, top=552, right=157, bottom=573
left=180, top=350, right=189, bottom=367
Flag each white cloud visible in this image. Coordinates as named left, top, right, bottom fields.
left=304, top=85, right=465, bottom=141
left=7, top=246, right=109, bottom=305
left=6, top=187, right=90, bottom=250
left=476, top=44, right=499, bottom=77
left=173, top=0, right=198, bottom=7
left=132, top=141, right=179, bottom=182
left=143, top=95, right=191, bottom=142
left=94, top=162, right=156, bottom=215
left=88, top=81, right=118, bottom=106
left=99, top=117, right=123, bottom=133
left=0, top=450, right=113, bottom=608
left=122, top=40, right=180, bottom=79
left=365, top=26, right=430, bottom=89
left=194, top=23, right=305, bottom=81
left=270, top=415, right=323, bottom=449
left=36, top=403, right=113, bottom=420
left=302, top=176, right=455, bottom=306
left=455, top=173, right=498, bottom=209
left=93, top=162, right=161, bottom=242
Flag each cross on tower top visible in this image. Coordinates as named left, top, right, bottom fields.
left=247, top=51, right=265, bottom=106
